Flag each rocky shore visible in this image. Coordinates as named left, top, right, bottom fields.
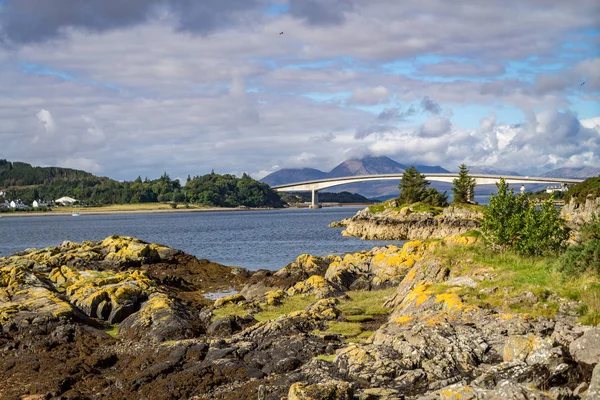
left=0, top=235, right=598, bottom=399
left=331, top=204, right=483, bottom=240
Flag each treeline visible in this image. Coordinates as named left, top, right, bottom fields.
left=0, top=159, right=96, bottom=187
left=2, top=171, right=285, bottom=208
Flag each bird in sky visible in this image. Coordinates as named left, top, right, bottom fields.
left=580, top=81, right=586, bottom=87
left=279, top=31, right=284, bottom=35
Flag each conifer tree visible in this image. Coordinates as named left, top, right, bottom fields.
left=398, top=166, right=429, bottom=205
left=452, top=164, right=476, bottom=203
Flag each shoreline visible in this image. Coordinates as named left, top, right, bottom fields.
left=0, top=203, right=370, bottom=218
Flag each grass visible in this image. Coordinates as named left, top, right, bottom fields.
left=432, top=243, right=600, bottom=324
left=211, top=295, right=317, bottom=323
left=58, top=203, right=210, bottom=213
left=340, top=288, right=396, bottom=316
left=315, top=321, right=363, bottom=338
left=212, top=303, right=252, bottom=321
left=254, top=295, right=317, bottom=322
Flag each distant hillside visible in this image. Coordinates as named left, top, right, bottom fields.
left=328, top=156, right=406, bottom=177
left=260, top=156, right=451, bottom=198
left=541, top=167, right=600, bottom=179
left=467, top=166, right=521, bottom=176
left=0, top=159, right=101, bottom=188
left=260, top=168, right=327, bottom=186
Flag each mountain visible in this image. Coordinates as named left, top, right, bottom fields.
left=260, top=156, right=451, bottom=198
left=328, top=156, right=406, bottom=178
left=467, top=166, right=521, bottom=176
left=541, top=167, right=600, bottom=179
left=260, top=168, right=327, bottom=186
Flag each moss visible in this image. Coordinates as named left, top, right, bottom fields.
left=254, top=295, right=317, bottom=322
left=340, top=289, right=395, bottom=316
left=105, top=324, right=119, bottom=338
left=211, top=303, right=251, bottom=321
left=346, top=315, right=373, bottom=322
left=315, top=354, right=336, bottom=362
left=316, top=321, right=363, bottom=338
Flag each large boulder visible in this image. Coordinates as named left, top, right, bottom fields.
left=288, top=380, right=353, bottom=400
left=119, top=293, right=205, bottom=342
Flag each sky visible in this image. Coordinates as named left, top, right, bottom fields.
left=0, top=0, right=599, bottom=181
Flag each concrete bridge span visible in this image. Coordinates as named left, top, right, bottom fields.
left=272, top=173, right=584, bottom=208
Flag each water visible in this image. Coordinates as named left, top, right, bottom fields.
left=0, top=207, right=404, bottom=270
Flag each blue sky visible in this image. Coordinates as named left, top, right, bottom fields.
left=0, top=0, right=598, bottom=179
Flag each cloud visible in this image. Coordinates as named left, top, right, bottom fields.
left=288, top=0, right=354, bottom=26
left=36, top=109, right=55, bottom=133
left=418, top=116, right=451, bottom=137
left=421, top=96, right=442, bottom=115
left=349, top=86, right=390, bottom=105
left=0, top=0, right=268, bottom=44
left=420, top=60, right=506, bottom=77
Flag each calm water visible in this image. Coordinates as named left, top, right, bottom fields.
left=0, top=207, right=403, bottom=270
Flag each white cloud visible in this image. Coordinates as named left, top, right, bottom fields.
left=349, top=86, right=390, bottom=105
left=36, top=109, right=55, bottom=133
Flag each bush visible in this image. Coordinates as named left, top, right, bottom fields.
left=482, top=178, right=568, bottom=255
left=559, top=217, right=600, bottom=276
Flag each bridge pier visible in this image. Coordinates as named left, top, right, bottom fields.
left=309, top=190, right=321, bottom=209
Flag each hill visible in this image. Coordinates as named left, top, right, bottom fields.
left=0, top=160, right=284, bottom=209
left=541, top=167, right=600, bottom=179
left=260, top=168, right=327, bottom=186
left=0, top=159, right=101, bottom=188
left=261, top=156, right=451, bottom=198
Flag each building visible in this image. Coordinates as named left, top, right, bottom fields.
left=546, top=184, right=568, bottom=194
left=55, top=196, right=78, bottom=206
left=33, top=200, right=49, bottom=208
left=9, top=200, right=27, bottom=209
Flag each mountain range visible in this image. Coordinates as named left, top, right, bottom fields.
left=261, top=156, right=599, bottom=199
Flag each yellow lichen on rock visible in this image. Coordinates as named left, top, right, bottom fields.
left=214, top=293, right=245, bottom=308
left=287, top=275, right=343, bottom=299
left=394, top=315, right=414, bottom=325
left=435, top=293, right=464, bottom=313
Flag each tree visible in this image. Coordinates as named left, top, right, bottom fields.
left=482, top=178, right=568, bottom=255
left=452, top=164, right=476, bottom=204
left=398, top=166, right=429, bottom=205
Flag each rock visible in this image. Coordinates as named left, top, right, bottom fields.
left=585, top=363, right=600, bottom=400
left=446, top=277, right=477, bottom=288
left=288, top=380, right=353, bottom=400
left=569, top=327, right=600, bottom=369
left=207, top=316, right=244, bottom=336
left=214, top=293, right=245, bottom=308
left=119, top=293, right=204, bottom=342
left=286, top=275, right=346, bottom=299
left=337, top=204, right=482, bottom=240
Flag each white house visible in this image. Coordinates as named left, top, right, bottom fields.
left=9, top=200, right=26, bottom=209
left=546, top=185, right=568, bottom=194
left=33, top=200, right=49, bottom=208
left=55, top=196, right=78, bottom=206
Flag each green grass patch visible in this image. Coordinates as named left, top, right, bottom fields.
left=317, top=321, right=363, bottom=337
left=315, top=354, right=336, bottom=362
left=368, top=204, right=386, bottom=213
left=211, top=303, right=251, bottom=321
left=253, top=295, right=317, bottom=322
left=346, top=315, right=374, bottom=322
left=340, top=288, right=395, bottom=316
left=461, top=229, right=482, bottom=238
left=432, top=243, right=600, bottom=323
left=408, top=202, right=444, bottom=215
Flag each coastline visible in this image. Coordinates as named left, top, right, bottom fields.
left=0, top=203, right=370, bottom=218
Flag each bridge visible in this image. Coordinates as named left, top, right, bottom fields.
left=272, top=173, right=584, bottom=208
